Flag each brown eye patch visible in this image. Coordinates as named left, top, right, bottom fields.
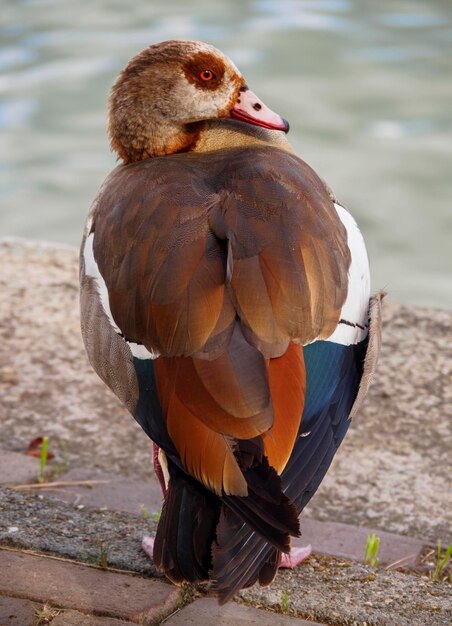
left=183, top=51, right=225, bottom=89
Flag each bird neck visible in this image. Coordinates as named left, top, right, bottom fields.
left=189, top=119, right=295, bottom=155
left=110, top=116, right=295, bottom=164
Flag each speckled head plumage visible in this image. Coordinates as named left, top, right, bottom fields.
left=108, top=40, right=244, bottom=162
left=108, top=39, right=289, bottom=162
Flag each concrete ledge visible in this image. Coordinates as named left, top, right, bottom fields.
left=29, top=467, right=164, bottom=517
left=0, top=464, right=431, bottom=573
left=0, top=451, right=40, bottom=485
left=0, top=487, right=158, bottom=575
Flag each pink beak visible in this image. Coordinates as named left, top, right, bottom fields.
left=231, top=87, right=289, bottom=133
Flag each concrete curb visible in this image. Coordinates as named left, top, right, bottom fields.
left=1, top=485, right=450, bottom=626
left=0, top=451, right=431, bottom=572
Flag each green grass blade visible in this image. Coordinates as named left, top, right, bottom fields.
left=39, top=437, right=49, bottom=483
left=364, top=533, right=380, bottom=567
left=434, top=542, right=452, bottom=580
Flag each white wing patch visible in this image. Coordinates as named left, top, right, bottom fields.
left=83, top=232, right=158, bottom=360
left=326, top=204, right=370, bottom=346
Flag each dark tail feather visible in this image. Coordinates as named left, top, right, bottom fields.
left=212, top=505, right=282, bottom=604
left=222, top=453, right=300, bottom=552
left=210, top=441, right=299, bottom=603
left=154, top=448, right=298, bottom=599
left=153, top=460, right=220, bottom=584
left=258, top=548, right=281, bottom=586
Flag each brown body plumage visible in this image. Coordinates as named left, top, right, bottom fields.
left=80, top=40, right=382, bottom=603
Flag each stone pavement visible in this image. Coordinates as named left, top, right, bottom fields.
left=0, top=552, right=319, bottom=626
left=1, top=541, right=450, bottom=626
left=0, top=473, right=451, bottom=626
left=0, top=549, right=320, bottom=625
left=0, top=459, right=330, bottom=625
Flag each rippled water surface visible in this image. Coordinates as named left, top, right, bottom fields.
left=1, top=0, right=451, bottom=307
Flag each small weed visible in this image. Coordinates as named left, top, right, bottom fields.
left=176, top=584, right=196, bottom=609
left=364, top=533, right=380, bottom=568
left=140, top=505, right=160, bottom=522
left=34, top=602, right=60, bottom=624
left=85, top=553, right=99, bottom=565
left=98, top=539, right=108, bottom=569
left=280, top=590, right=289, bottom=613
left=430, top=541, right=452, bottom=582
left=39, top=436, right=49, bottom=483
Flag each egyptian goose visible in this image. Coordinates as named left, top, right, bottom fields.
left=80, top=40, right=382, bottom=603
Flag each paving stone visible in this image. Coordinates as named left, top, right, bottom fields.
left=45, top=467, right=163, bottom=516
left=0, top=451, right=39, bottom=486
left=297, top=517, right=426, bottom=567
left=0, top=549, right=179, bottom=624
left=0, top=596, right=37, bottom=626
left=51, top=609, right=134, bottom=625
left=164, top=598, right=320, bottom=625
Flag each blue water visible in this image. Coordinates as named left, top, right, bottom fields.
left=1, top=0, right=451, bottom=308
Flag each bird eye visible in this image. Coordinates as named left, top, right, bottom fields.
left=200, top=70, right=215, bottom=81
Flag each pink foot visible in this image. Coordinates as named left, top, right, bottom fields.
left=143, top=535, right=311, bottom=570
left=142, top=535, right=155, bottom=560
left=279, top=544, right=312, bottom=569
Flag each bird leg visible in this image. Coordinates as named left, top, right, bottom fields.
left=153, top=442, right=167, bottom=497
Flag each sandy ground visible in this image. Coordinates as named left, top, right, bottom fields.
left=0, top=238, right=451, bottom=543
